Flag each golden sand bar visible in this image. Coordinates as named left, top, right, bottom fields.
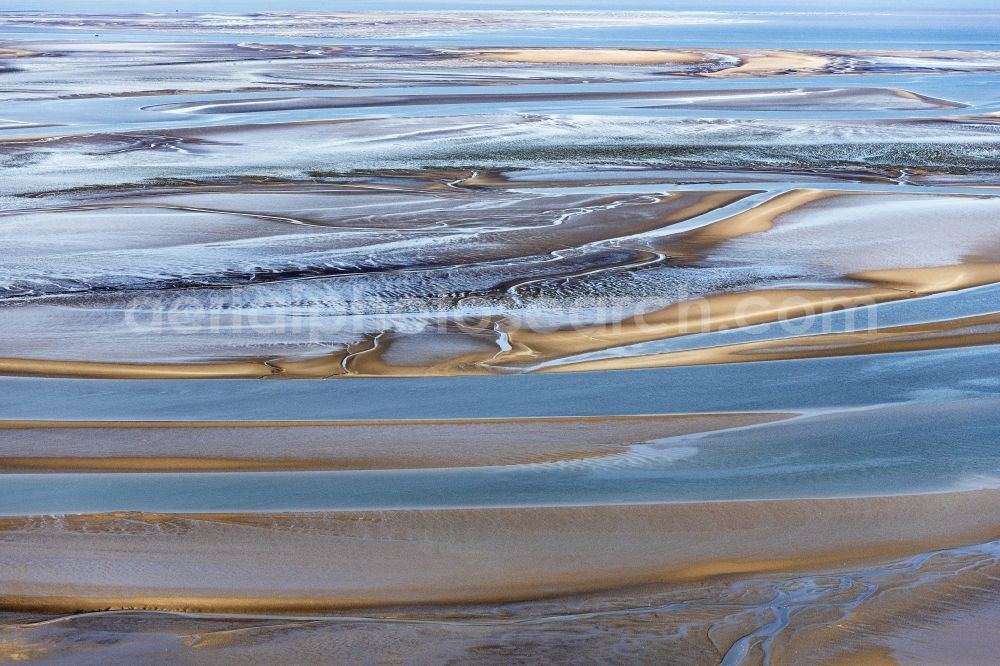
left=2, top=489, right=999, bottom=613
left=707, top=51, right=831, bottom=77
left=0, top=46, right=35, bottom=58
left=547, top=295, right=1000, bottom=373
left=496, top=285, right=909, bottom=373
left=511, top=262, right=1000, bottom=373
left=0, top=412, right=790, bottom=472
left=468, top=47, right=830, bottom=76
left=471, top=48, right=705, bottom=65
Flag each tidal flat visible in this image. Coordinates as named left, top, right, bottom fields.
left=2, top=6, right=1000, bottom=664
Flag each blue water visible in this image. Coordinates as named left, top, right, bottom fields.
left=1, top=345, right=998, bottom=420
left=5, top=344, right=999, bottom=513
left=0, top=393, right=998, bottom=514
left=4, top=5, right=1000, bottom=50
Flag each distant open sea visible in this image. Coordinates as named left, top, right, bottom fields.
left=3, top=2, right=999, bottom=50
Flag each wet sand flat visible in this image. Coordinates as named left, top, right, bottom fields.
left=2, top=489, right=1000, bottom=613
left=3, top=537, right=999, bottom=664
left=0, top=412, right=790, bottom=472
left=145, top=87, right=963, bottom=115
left=2, top=188, right=1000, bottom=378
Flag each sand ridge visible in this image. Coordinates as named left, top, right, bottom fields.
left=707, top=51, right=831, bottom=77
left=2, top=489, right=1000, bottom=612
left=0, top=412, right=792, bottom=472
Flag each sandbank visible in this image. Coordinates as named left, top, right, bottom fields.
left=2, top=489, right=1000, bottom=612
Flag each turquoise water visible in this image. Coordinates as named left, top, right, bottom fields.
left=2, top=346, right=1000, bottom=514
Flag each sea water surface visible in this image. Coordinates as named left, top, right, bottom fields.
left=4, top=3, right=1000, bottom=50
left=1, top=345, right=1000, bottom=514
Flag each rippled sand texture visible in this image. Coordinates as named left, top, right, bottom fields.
left=2, top=184, right=1000, bottom=377
left=2, top=490, right=999, bottom=612
left=5, top=535, right=999, bottom=664
left=3, top=498, right=1000, bottom=665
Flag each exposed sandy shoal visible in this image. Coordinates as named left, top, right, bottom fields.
left=4, top=560, right=1000, bottom=665
left=3, top=263, right=995, bottom=379
left=0, top=46, right=35, bottom=58
left=495, top=284, right=908, bottom=372
left=2, top=489, right=1000, bottom=613
left=545, top=294, right=1000, bottom=373
left=667, top=187, right=841, bottom=256
left=0, top=189, right=759, bottom=379
left=0, top=412, right=790, bottom=472
left=777, top=560, right=1000, bottom=666
left=0, top=357, right=277, bottom=380
left=3, top=188, right=998, bottom=378
left=863, top=591, right=1000, bottom=666
left=707, top=51, right=831, bottom=77
left=470, top=48, right=705, bottom=65
left=489, top=190, right=1000, bottom=373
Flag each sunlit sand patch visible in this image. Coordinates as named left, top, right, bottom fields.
left=378, top=46, right=1000, bottom=82
left=500, top=166, right=903, bottom=186
left=0, top=358, right=277, bottom=380
left=548, top=305, right=1000, bottom=372
left=495, top=191, right=1000, bottom=373
left=707, top=51, right=832, bottom=77
left=470, top=48, right=707, bottom=65
left=0, top=412, right=791, bottom=472
left=666, top=188, right=841, bottom=255
left=2, top=489, right=1000, bottom=612
left=0, top=46, right=35, bottom=58
left=494, top=284, right=912, bottom=373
